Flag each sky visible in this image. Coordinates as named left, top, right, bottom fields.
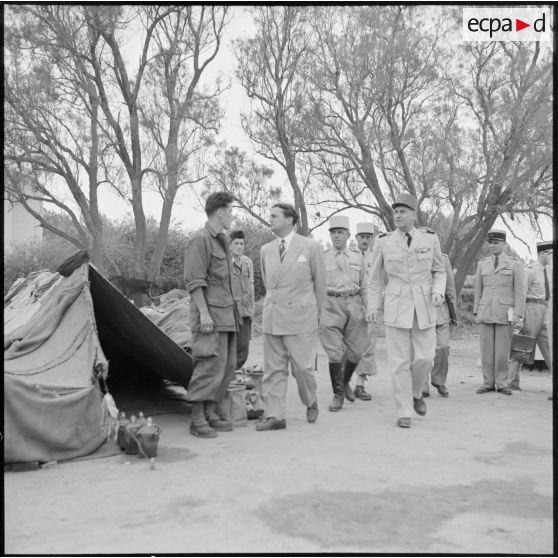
left=88, top=6, right=552, bottom=262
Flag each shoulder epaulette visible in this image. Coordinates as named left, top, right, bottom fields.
left=480, top=256, right=490, bottom=261
left=378, top=232, right=388, bottom=238
left=349, top=246, right=360, bottom=252
left=423, top=228, right=435, bottom=234
left=441, top=252, right=448, bottom=257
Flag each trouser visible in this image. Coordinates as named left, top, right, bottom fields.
left=385, top=313, right=436, bottom=418
left=262, top=331, right=318, bottom=420
left=319, top=296, right=368, bottom=363
left=422, top=322, right=450, bottom=393
left=236, top=316, right=252, bottom=369
left=508, top=302, right=551, bottom=386
left=479, top=323, right=512, bottom=389
left=354, top=323, right=379, bottom=377
left=187, top=331, right=237, bottom=403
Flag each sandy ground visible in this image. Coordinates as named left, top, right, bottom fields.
left=4, top=335, right=553, bottom=555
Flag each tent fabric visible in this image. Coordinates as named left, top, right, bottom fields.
left=140, top=297, right=192, bottom=349
left=4, top=258, right=193, bottom=464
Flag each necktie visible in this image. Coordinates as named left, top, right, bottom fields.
left=494, top=256, right=499, bottom=270
left=279, top=239, right=286, bottom=262
left=405, top=232, right=412, bottom=247
left=544, top=267, right=550, bottom=301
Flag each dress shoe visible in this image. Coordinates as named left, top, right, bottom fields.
left=422, top=391, right=430, bottom=398
left=256, top=417, right=286, bottom=431
left=432, top=383, right=449, bottom=397
left=497, top=386, right=513, bottom=395
left=343, top=383, right=356, bottom=402
left=189, top=422, right=218, bottom=438
left=413, top=396, right=427, bottom=416
left=397, top=417, right=411, bottom=428
left=306, top=400, right=319, bottom=423
left=510, top=385, right=521, bottom=391
left=476, top=386, right=495, bottom=394
left=328, top=394, right=344, bottom=412
left=354, top=385, right=372, bottom=401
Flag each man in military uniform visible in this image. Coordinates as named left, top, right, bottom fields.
left=184, top=191, right=238, bottom=438
left=348, top=221, right=380, bottom=401
left=229, top=230, right=255, bottom=370
left=366, top=194, right=446, bottom=428
left=508, top=240, right=552, bottom=390
left=319, top=215, right=369, bottom=412
left=422, top=251, right=456, bottom=398
left=473, top=229, right=524, bottom=395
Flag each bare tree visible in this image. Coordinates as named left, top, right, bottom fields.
left=235, top=6, right=315, bottom=234
left=141, top=6, right=229, bottom=281
left=4, top=5, right=114, bottom=269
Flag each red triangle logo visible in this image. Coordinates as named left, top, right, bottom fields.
left=516, top=19, right=530, bottom=31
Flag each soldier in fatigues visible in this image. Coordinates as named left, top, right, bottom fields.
left=508, top=240, right=552, bottom=390
left=348, top=222, right=380, bottom=401
left=366, top=194, right=446, bottom=428
left=422, top=252, right=456, bottom=398
left=473, top=229, right=524, bottom=395
left=319, top=215, right=368, bottom=412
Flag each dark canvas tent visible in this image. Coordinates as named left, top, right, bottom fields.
left=4, top=252, right=193, bottom=464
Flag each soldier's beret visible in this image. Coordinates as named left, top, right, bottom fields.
left=328, top=214, right=350, bottom=231
left=487, top=229, right=506, bottom=242
left=392, top=193, right=418, bottom=211
left=536, top=240, right=554, bottom=253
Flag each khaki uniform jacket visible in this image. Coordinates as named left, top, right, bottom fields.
left=437, top=254, right=457, bottom=325
left=367, top=228, right=446, bottom=329
left=473, top=254, right=525, bottom=324
left=184, top=222, right=235, bottom=332
left=231, top=254, right=255, bottom=318
left=324, top=247, right=366, bottom=298
left=261, top=234, right=326, bottom=336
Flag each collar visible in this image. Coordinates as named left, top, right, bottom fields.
left=205, top=221, right=222, bottom=238
left=277, top=229, right=296, bottom=249
left=335, top=247, right=349, bottom=256
left=396, top=227, right=416, bottom=238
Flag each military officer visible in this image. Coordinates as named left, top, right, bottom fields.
left=508, top=240, right=552, bottom=390
left=422, top=251, right=457, bottom=397
left=473, top=229, right=525, bottom=395
left=319, top=215, right=369, bottom=412
left=349, top=221, right=380, bottom=401
left=366, top=193, right=446, bottom=428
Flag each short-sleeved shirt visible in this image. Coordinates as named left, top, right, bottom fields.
left=231, top=254, right=255, bottom=318
left=324, top=247, right=365, bottom=295
left=524, top=262, right=549, bottom=301
left=184, top=222, right=235, bottom=332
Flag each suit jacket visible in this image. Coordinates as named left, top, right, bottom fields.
left=474, top=253, right=525, bottom=324
left=367, top=228, right=446, bottom=329
left=261, top=233, right=326, bottom=335
left=436, top=254, right=457, bottom=325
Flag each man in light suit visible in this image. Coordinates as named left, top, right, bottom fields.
left=256, top=202, right=327, bottom=431
left=422, top=252, right=457, bottom=397
left=473, top=229, right=525, bottom=395
left=366, top=193, right=446, bottom=428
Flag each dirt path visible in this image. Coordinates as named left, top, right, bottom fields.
left=4, top=337, right=553, bottom=554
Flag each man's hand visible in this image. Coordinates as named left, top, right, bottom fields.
left=366, top=308, right=379, bottom=322
left=513, top=315, right=524, bottom=330
left=432, top=293, right=444, bottom=307
left=199, top=312, right=214, bottom=334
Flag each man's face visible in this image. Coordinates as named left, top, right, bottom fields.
left=330, top=228, right=350, bottom=250
left=217, top=204, right=234, bottom=230
left=488, top=239, right=505, bottom=255
left=269, top=207, right=292, bottom=234
left=356, top=233, right=373, bottom=252
left=393, top=206, right=415, bottom=231
left=230, top=238, right=245, bottom=257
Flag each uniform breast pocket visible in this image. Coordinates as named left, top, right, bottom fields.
left=498, top=269, right=513, bottom=286
left=385, top=255, right=402, bottom=272
left=348, top=263, right=361, bottom=283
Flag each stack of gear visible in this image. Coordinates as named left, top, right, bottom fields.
left=117, top=412, right=161, bottom=460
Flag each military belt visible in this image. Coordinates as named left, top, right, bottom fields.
left=526, top=298, right=547, bottom=305
left=327, top=290, right=359, bottom=298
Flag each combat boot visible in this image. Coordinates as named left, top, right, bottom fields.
left=189, top=401, right=218, bottom=438
left=205, top=401, right=233, bottom=431
left=343, top=360, right=357, bottom=402
left=328, top=362, right=344, bottom=412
